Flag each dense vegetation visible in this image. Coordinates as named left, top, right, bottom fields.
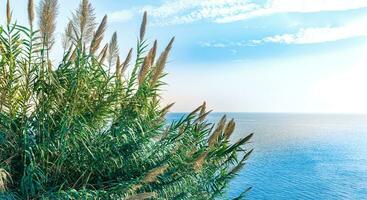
left=0, top=0, right=253, bottom=199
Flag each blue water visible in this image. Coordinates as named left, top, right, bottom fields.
left=167, top=113, right=367, bottom=199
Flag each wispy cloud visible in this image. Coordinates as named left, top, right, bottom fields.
left=201, top=17, right=367, bottom=47
left=254, top=18, right=367, bottom=45
left=218, top=0, right=367, bottom=23
left=109, top=10, right=134, bottom=22
left=109, top=0, right=367, bottom=25
left=142, top=0, right=258, bottom=25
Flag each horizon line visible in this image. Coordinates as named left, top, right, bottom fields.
left=168, top=111, right=367, bottom=115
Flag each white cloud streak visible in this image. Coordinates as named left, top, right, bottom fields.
left=201, top=17, right=367, bottom=47
left=255, top=17, right=367, bottom=45
left=109, top=10, right=134, bottom=22
left=109, top=0, right=367, bottom=25
left=218, top=0, right=367, bottom=23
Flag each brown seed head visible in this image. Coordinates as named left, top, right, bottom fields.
left=149, top=40, right=158, bottom=65
left=143, top=165, right=169, bottom=183
left=208, top=115, right=227, bottom=147
left=161, top=103, right=175, bottom=115
left=38, top=0, right=58, bottom=50
left=121, top=48, right=133, bottom=74
left=72, top=0, right=96, bottom=43
left=224, top=119, right=236, bottom=140
left=6, top=0, right=12, bottom=25
left=115, top=56, right=121, bottom=77
left=194, top=151, right=208, bottom=172
left=108, top=32, right=119, bottom=67
left=151, top=37, right=175, bottom=85
left=0, top=168, right=12, bottom=192
left=28, top=0, right=34, bottom=28
left=90, top=15, right=107, bottom=55
left=138, top=55, right=152, bottom=85
left=140, top=11, right=147, bottom=41
left=62, top=21, right=73, bottom=50
left=125, top=192, right=158, bottom=200
left=98, top=43, right=109, bottom=64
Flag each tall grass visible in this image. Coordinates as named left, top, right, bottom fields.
left=0, top=0, right=253, bottom=199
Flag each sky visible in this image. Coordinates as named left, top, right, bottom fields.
left=3, top=0, right=367, bottom=113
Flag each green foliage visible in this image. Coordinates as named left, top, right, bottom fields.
left=0, top=1, right=253, bottom=199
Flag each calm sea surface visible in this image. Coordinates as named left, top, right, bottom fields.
left=167, top=113, right=367, bottom=199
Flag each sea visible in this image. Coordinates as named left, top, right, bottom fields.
left=167, top=113, right=367, bottom=200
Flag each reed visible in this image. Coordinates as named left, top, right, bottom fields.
left=38, top=0, right=58, bottom=50
left=90, top=15, right=107, bottom=55
left=0, top=1, right=253, bottom=199
left=28, top=0, right=34, bottom=28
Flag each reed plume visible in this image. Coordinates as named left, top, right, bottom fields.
left=188, top=102, right=205, bottom=117
left=62, top=21, right=73, bottom=50
left=199, top=101, right=206, bottom=117
left=115, top=56, right=121, bottom=77
left=6, top=0, right=12, bottom=25
left=151, top=37, right=175, bottom=85
left=108, top=32, right=119, bottom=68
left=90, top=15, right=107, bottom=55
left=208, top=115, right=227, bottom=147
left=0, top=168, right=11, bottom=192
left=138, top=55, right=152, bottom=85
left=194, top=151, right=209, bottom=171
left=161, top=103, right=175, bottom=116
left=149, top=40, right=157, bottom=65
left=28, top=0, right=35, bottom=29
left=98, top=43, right=109, bottom=64
left=143, top=165, right=169, bottom=183
left=193, top=110, right=212, bottom=124
left=71, top=0, right=96, bottom=44
left=120, top=48, right=133, bottom=75
left=224, top=119, right=236, bottom=140
left=140, top=11, right=147, bottom=41
left=125, top=192, right=157, bottom=200
left=38, top=0, right=58, bottom=50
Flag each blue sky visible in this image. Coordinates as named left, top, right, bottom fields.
left=4, top=0, right=367, bottom=113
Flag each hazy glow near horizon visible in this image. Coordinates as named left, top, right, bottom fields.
left=3, top=0, right=367, bottom=113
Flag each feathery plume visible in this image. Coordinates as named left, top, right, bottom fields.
left=193, top=110, right=212, bottom=124
left=125, top=192, right=158, bottom=200
left=143, top=165, right=169, bottom=183
left=196, top=101, right=207, bottom=123
left=121, top=48, right=133, bottom=75
left=138, top=55, right=152, bottom=85
left=208, top=115, right=227, bottom=147
left=98, top=43, right=109, bottom=64
left=140, top=11, right=147, bottom=41
left=108, top=32, right=119, bottom=68
left=71, top=0, right=96, bottom=43
left=224, top=119, right=236, bottom=140
left=188, top=102, right=205, bottom=118
left=38, top=0, right=58, bottom=50
left=90, top=15, right=107, bottom=55
left=161, top=103, right=175, bottom=115
left=115, top=56, right=121, bottom=77
left=194, top=151, right=208, bottom=172
left=28, top=0, right=34, bottom=28
left=6, top=0, right=12, bottom=25
left=199, top=101, right=206, bottom=116
left=149, top=40, right=158, bottom=66
left=151, top=37, right=175, bottom=85
left=62, top=21, right=73, bottom=50
left=0, top=168, right=11, bottom=192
